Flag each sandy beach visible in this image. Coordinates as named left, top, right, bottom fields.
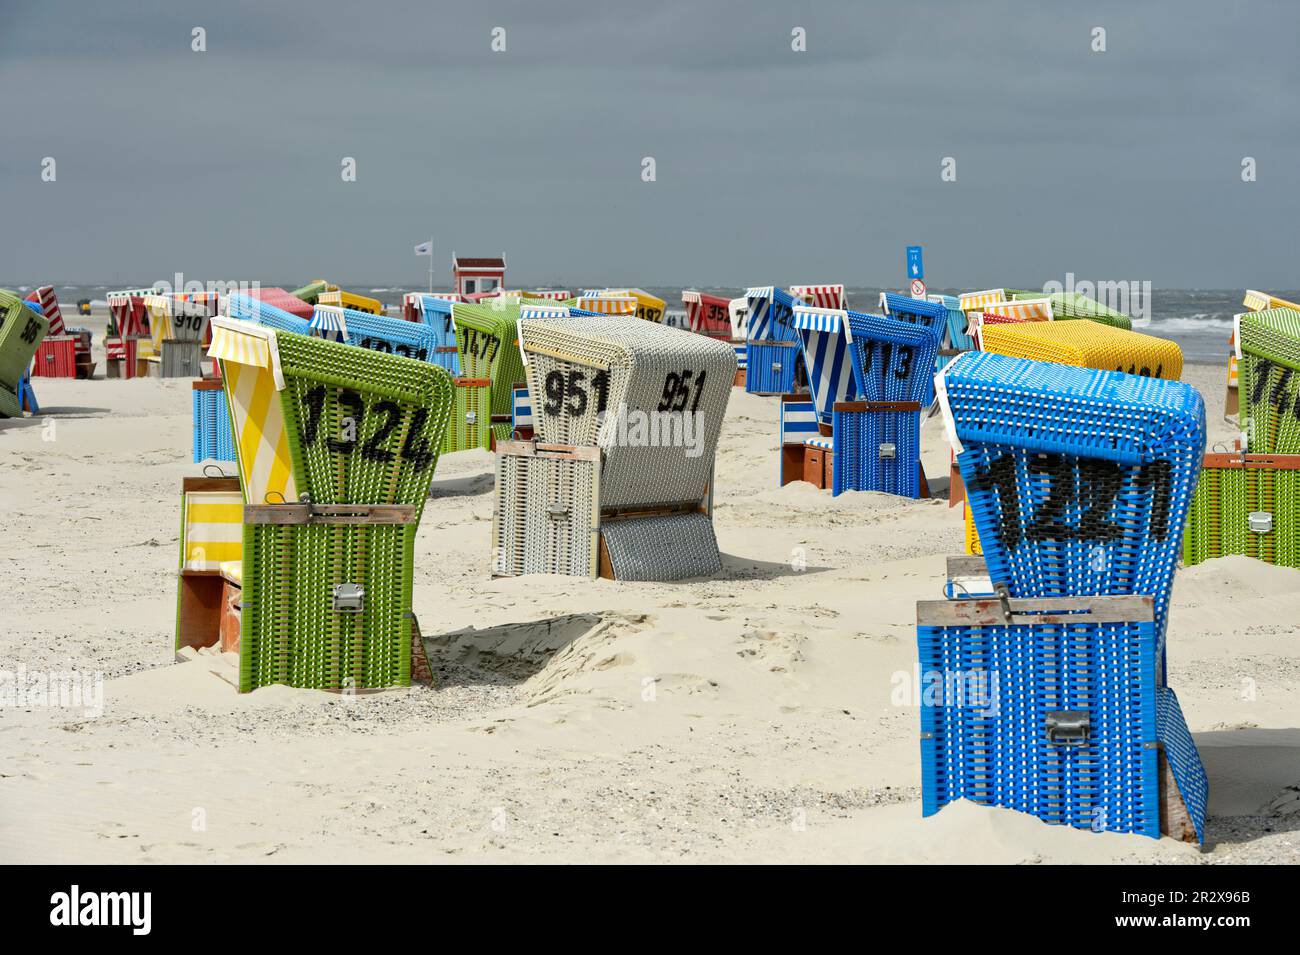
left=1, top=312, right=1297, bottom=864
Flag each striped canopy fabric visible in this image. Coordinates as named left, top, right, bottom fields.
left=959, top=289, right=1007, bottom=313
left=792, top=305, right=856, bottom=426
left=309, top=304, right=349, bottom=343
left=24, top=286, right=65, bottom=336
left=571, top=294, right=637, bottom=315
left=745, top=286, right=800, bottom=343
left=1244, top=289, right=1300, bottom=313
left=180, top=488, right=244, bottom=571
left=208, top=317, right=295, bottom=506
left=790, top=284, right=845, bottom=310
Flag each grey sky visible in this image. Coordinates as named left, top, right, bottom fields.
left=1, top=0, right=1297, bottom=289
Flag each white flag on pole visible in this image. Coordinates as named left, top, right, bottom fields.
left=414, top=241, right=433, bottom=256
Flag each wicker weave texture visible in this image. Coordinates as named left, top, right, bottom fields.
left=192, top=387, right=236, bottom=462
left=1183, top=464, right=1300, bottom=567
left=240, top=522, right=415, bottom=692
left=492, top=451, right=600, bottom=577
left=919, top=613, right=1160, bottom=837
left=601, top=512, right=722, bottom=581
left=270, top=330, right=454, bottom=512
left=982, top=320, right=1183, bottom=381
left=520, top=316, right=735, bottom=508
left=831, top=407, right=921, bottom=497
left=452, top=301, right=526, bottom=418
left=944, top=352, right=1205, bottom=651
left=1237, top=308, right=1300, bottom=452
left=442, top=380, right=493, bottom=453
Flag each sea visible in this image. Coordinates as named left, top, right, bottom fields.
left=22, top=284, right=1285, bottom=366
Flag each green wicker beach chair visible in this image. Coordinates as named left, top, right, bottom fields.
left=207, top=317, right=454, bottom=692
left=0, top=290, right=50, bottom=417
left=1236, top=307, right=1300, bottom=454
left=451, top=300, right=527, bottom=444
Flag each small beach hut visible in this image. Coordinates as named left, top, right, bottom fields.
left=452, top=254, right=505, bottom=298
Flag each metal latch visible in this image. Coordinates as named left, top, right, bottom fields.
left=878, top=442, right=897, bottom=460
left=1046, top=710, right=1091, bottom=746
left=772, top=362, right=782, bottom=372
left=331, top=583, right=365, bottom=613
left=1249, top=511, right=1273, bottom=534
left=465, top=411, right=478, bottom=424
left=546, top=502, right=569, bottom=521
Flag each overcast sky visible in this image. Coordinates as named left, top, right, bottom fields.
left=1, top=0, right=1297, bottom=290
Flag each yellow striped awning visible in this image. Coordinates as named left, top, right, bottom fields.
left=209, top=317, right=295, bottom=504
left=959, top=289, right=1008, bottom=312
left=574, top=295, right=637, bottom=315
left=982, top=298, right=1054, bottom=322
left=181, top=491, right=244, bottom=570
left=1243, top=289, right=1300, bottom=312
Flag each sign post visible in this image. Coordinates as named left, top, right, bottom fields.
left=906, top=246, right=925, bottom=299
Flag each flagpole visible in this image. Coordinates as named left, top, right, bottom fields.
left=428, top=237, right=434, bottom=294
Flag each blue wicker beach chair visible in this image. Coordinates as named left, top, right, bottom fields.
left=226, top=292, right=314, bottom=336
left=314, top=304, right=440, bottom=364
left=413, top=294, right=461, bottom=374
left=745, top=286, right=804, bottom=395
left=934, top=294, right=974, bottom=351
left=879, top=293, right=948, bottom=338
left=938, top=350, right=1205, bottom=653
left=192, top=380, right=235, bottom=463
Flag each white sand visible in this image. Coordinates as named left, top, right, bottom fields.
left=2, top=333, right=1297, bottom=863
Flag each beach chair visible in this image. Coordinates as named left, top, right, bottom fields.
left=938, top=351, right=1205, bottom=653
left=201, top=317, right=454, bottom=692
left=568, top=294, right=637, bottom=316
left=192, top=380, right=236, bottom=463
left=497, top=316, right=736, bottom=580
left=141, top=293, right=211, bottom=378
left=917, top=594, right=1206, bottom=842
left=1010, top=290, right=1133, bottom=330
left=790, top=284, right=846, bottom=310
left=879, top=293, right=949, bottom=337
left=744, top=286, right=803, bottom=395
left=290, top=280, right=336, bottom=306
left=778, top=396, right=825, bottom=486
left=836, top=309, right=939, bottom=496
left=981, top=319, right=1184, bottom=380
left=25, top=286, right=94, bottom=379
left=1234, top=306, right=1300, bottom=454
left=226, top=292, right=314, bottom=335
left=242, top=287, right=315, bottom=321
left=583, top=288, right=667, bottom=323
left=106, top=289, right=155, bottom=379
left=681, top=291, right=732, bottom=339
left=408, top=294, right=461, bottom=373
left=932, top=294, right=974, bottom=351
left=0, top=291, right=49, bottom=418
left=317, top=288, right=383, bottom=315
left=451, top=300, right=529, bottom=445
left=1183, top=451, right=1300, bottom=568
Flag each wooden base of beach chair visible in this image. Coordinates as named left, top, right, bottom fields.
left=597, top=505, right=720, bottom=581
left=1224, top=383, right=1238, bottom=417
left=733, top=368, right=746, bottom=388
left=409, top=614, right=434, bottom=687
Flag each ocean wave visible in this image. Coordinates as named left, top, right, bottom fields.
left=1146, top=315, right=1236, bottom=332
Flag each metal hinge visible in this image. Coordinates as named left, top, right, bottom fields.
left=1249, top=511, right=1273, bottom=534
left=547, top=502, right=569, bottom=521
left=878, top=442, right=897, bottom=460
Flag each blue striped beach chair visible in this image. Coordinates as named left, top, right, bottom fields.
left=314, top=305, right=440, bottom=363
left=917, top=595, right=1207, bottom=842
left=413, top=294, right=461, bottom=374
left=778, top=395, right=824, bottom=486
left=226, top=293, right=314, bottom=336
left=934, top=294, right=974, bottom=351
left=511, top=384, right=533, bottom=439
left=192, top=380, right=235, bottom=463
left=938, top=350, right=1206, bottom=656
left=745, top=286, right=804, bottom=395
